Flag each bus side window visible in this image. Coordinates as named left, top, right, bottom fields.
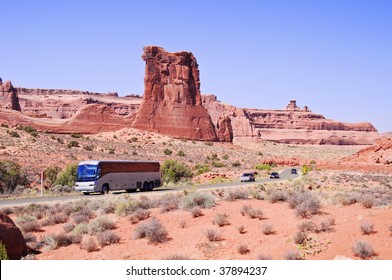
left=96, top=166, right=101, bottom=180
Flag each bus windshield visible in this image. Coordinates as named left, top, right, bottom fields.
left=77, top=164, right=98, bottom=182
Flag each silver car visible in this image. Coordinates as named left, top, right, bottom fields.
left=240, top=172, right=255, bottom=182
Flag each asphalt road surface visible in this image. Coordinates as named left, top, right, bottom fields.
left=0, top=168, right=300, bottom=207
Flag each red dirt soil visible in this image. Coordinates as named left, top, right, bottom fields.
left=34, top=198, right=392, bottom=260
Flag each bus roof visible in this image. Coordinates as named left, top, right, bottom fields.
left=78, top=160, right=160, bottom=165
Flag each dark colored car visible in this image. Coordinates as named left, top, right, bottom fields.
left=241, top=172, right=255, bottom=182
left=269, top=172, right=280, bottom=179
left=291, top=169, right=297, bottom=175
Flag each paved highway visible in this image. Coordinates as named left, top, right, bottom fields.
left=0, top=168, right=300, bottom=207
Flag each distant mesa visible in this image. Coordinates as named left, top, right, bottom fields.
left=0, top=47, right=381, bottom=145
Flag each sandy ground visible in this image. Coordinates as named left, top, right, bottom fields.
left=28, top=196, right=392, bottom=260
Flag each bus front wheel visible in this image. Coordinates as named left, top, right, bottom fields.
left=101, top=184, right=109, bottom=195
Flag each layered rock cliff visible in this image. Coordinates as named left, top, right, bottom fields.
left=132, top=46, right=218, bottom=141
left=203, top=96, right=379, bottom=145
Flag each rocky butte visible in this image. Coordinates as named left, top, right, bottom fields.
left=132, top=46, right=218, bottom=141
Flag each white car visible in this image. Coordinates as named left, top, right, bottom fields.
left=240, top=172, right=255, bottom=182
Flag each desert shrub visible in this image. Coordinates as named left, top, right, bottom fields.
left=361, top=195, right=375, bottom=209
left=7, top=130, right=20, bottom=138
left=237, top=225, right=245, bottom=234
left=72, top=223, right=89, bottom=235
left=0, top=207, right=13, bottom=215
left=177, top=150, right=186, bottom=157
left=237, top=244, right=249, bottom=255
left=284, top=251, right=302, bottom=260
left=163, top=148, right=173, bottom=155
left=67, top=140, right=79, bottom=148
left=99, top=200, right=116, bottom=215
left=205, top=228, right=221, bottom=242
left=246, top=207, right=264, bottom=220
left=190, top=207, right=203, bottom=218
left=63, top=223, right=75, bottom=233
left=240, top=204, right=253, bottom=216
left=42, top=233, right=74, bottom=250
left=70, top=234, right=82, bottom=244
left=298, top=221, right=316, bottom=232
left=319, top=218, right=335, bottom=232
left=224, top=188, right=248, bottom=201
left=81, top=237, right=98, bottom=252
left=248, top=188, right=264, bottom=200
left=288, top=191, right=321, bottom=218
left=360, top=222, right=375, bottom=235
left=213, top=213, right=230, bottom=227
left=83, top=144, right=95, bottom=151
left=71, top=133, right=83, bottom=139
left=161, top=160, right=192, bottom=183
left=179, top=220, right=186, bottom=228
left=44, top=166, right=61, bottom=188
left=41, top=213, right=69, bottom=226
left=389, top=225, right=392, bottom=233
left=342, top=195, right=358, bottom=206
left=129, top=209, right=151, bottom=224
left=262, top=223, right=275, bottom=235
left=181, top=191, right=215, bottom=209
left=88, top=217, right=116, bottom=234
left=164, top=254, right=192, bottom=260
left=258, top=254, right=273, bottom=260
left=159, top=193, right=181, bottom=213
left=254, top=163, right=272, bottom=171
left=204, top=142, right=214, bottom=146
left=72, top=206, right=94, bottom=223
left=96, top=230, right=120, bottom=247
left=194, top=164, right=211, bottom=175
left=107, top=147, right=115, bottom=154
left=133, top=218, right=168, bottom=244
left=212, top=161, right=225, bottom=168
left=301, top=164, right=311, bottom=175
left=0, top=242, right=9, bottom=260
left=115, top=199, right=141, bottom=216
left=232, top=161, right=241, bottom=167
left=352, top=240, right=376, bottom=259
left=0, top=160, right=30, bottom=194
left=293, top=232, right=308, bottom=244
left=268, top=190, right=288, bottom=203
left=54, top=163, right=78, bottom=187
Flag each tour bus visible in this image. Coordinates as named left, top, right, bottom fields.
left=74, top=160, right=161, bottom=195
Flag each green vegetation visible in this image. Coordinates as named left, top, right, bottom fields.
left=44, top=166, right=61, bottom=188
left=67, top=140, right=79, bottom=148
left=0, top=160, right=29, bottom=194
left=301, top=164, right=311, bottom=175
left=254, top=163, right=272, bottom=171
left=163, top=148, right=173, bottom=155
left=0, top=241, right=9, bottom=260
left=177, top=150, right=186, bottom=157
left=161, top=160, right=192, bottom=183
left=54, top=163, right=78, bottom=187
left=194, top=164, right=211, bottom=175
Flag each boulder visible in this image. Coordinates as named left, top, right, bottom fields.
left=132, top=46, right=217, bottom=141
left=0, top=213, right=27, bottom=260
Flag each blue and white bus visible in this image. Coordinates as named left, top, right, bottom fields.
left=74, top=160, right=161, bottom=195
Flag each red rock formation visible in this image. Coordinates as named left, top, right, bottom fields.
left=202, top=95, right=379, bottom=145
left=17, top=87, right=141, bottom=119
left=0, top=80, right=21, bottom=111
left=0, top=104, right=133, bottom=134
left=132, top=46, right=217, bottom=141
left=342, top=137, right=392, bottom=165
left=0, top=213, right=27, bottom=259
left=216, top=115, right=233, bottom=142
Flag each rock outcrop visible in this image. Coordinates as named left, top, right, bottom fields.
left=0, top=79, right=21, bottom=111
left=132, top=46, right=217, bottom=141
left=203, top=95, right=379, bottom=145
left=0, top=104, right=132, bottom=134
left=17, top=87, right=141, bottom=119
left=0, top=213, right=27, bottom=260
left=342, top=137, right=392, bottom=165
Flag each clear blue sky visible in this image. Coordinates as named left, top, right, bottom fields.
left=2, top=0, right=391, bottom=132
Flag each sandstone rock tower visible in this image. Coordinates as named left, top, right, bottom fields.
left=0, top=79, right=21, bottom=111
left=132, top=46, right=217, bottom=141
